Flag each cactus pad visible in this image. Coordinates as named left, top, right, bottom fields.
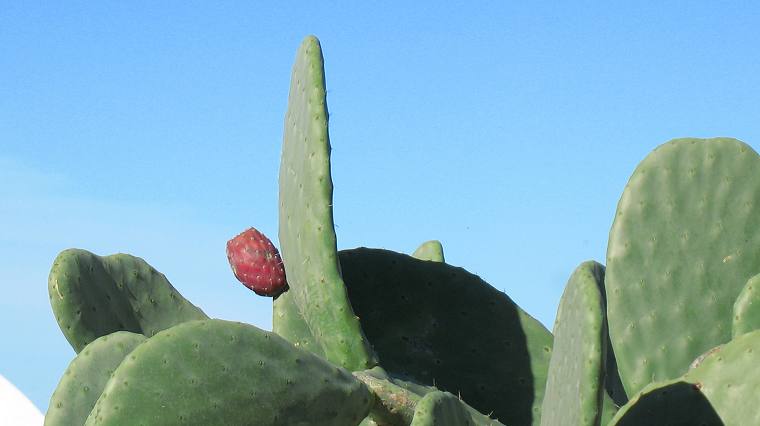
left=340, top=247, right=553, bottom=426
left=681, top=329, right=760, bottom=424
left=608, top=379, right=722, bottom=425
left=278, top=35, right=376, bottom=371
left=732, top=272, right=760, bottom=338
left=48, top=248, right=207, bottom=352
left=412, top=240, right=445, bottom=262
left=410, top=391, right=499, bottom=426
left=45, top=331, right=146, bottom=426
left=599, top=392, right=619, bottom=426
left=85, top=319, right=373, bottom=425
left=272, top=290, right=325, bottom=358
left=540, top=261, right=606, bottom=426
left=606, top=137, right=760, bottom=395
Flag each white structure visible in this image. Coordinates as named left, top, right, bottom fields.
left=0, top=374, right=43, bottom=425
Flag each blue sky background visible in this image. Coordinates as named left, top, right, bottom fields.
left=2, top=2, right=759, bottom=411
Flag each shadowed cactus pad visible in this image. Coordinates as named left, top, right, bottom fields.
left=606, top=137, right=760, bottom=395
left=340, top=248, right=552, bottom=426
left=85, top=319, right=373, bottom=426
left=608, top=379, right=722, bottom=425
left=48, top=249, right=207, bottom=352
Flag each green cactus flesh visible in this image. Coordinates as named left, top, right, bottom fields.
left=278, top=35, right=377, bottom=371
left=608, top=379, right=722, bottom=425
left=272, top=289, right=325, bottom=358
left=540, top=261, right=606, bottom=426
left=681, top=329, right=760, bottom=424
left=411, top=240, right=445, bottom=262
left=45, top=331, right=146, bottom=426
left=606, top=137, right=760, bottom=396
left=732, top=273, right=760, bottom=338
left=48, top=248, right=207, bottom=352
left=611, top=330, right=760, bottom=424
left=339, top=247, right=553, bottom=426
left=410, top=391, right=504, bottom=426
left=84, top=319, right=373, bottom=426
left=599, top=392, right=619, bottom=426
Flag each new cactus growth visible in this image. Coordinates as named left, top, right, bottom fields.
left=44, top=35, right=760, bottom=425
left=411, top=240, right=445, bottom=262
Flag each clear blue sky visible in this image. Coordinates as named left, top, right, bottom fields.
left=2, top=2, right=759, bottom=411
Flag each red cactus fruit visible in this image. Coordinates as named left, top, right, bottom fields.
left=226, top=227, right=288, bottom=297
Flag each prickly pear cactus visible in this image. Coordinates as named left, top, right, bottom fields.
left=410, top=391, right=492, bottom=426
left=732, top=272, right=760, bottom=338
left=411, top=240, right=445, bottom=262
left=681, top=329, right=760, bottom=424
left=606, top=137, right=760, bottom=396
left=48, top=249, right=207, bottom=352
left=46, top=35, right=760, bottom=426
left=340, top=248, right=552, bottom=426
left=45, top=332, right=146, bottom=426
left=608, top=379, right=722, bottom=426
left=540, top=261, right=606, bottom=426
left=276, top=35, right=377, bottom=372
left=85, top=319, right=373, bottom=426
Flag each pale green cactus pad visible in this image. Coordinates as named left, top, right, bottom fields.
left=412, top=240, right=445, bottom=262
left=606, top=137, right=760, bottom=395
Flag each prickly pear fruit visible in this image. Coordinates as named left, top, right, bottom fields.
left=226, top=227, right=287, bottom=297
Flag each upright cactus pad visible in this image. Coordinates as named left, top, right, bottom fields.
left=412, top=240, right=445, bottom=262
left=48, top=249, right=207, bottom=352
left=45, top=332, right=146, bottom=426
left=540, top=261, right=606, bottom=426
left=271, top=290, right=325, bottom=358
left=85, top=319, right=373, bottom=426
left=339, top=248, right=553, bottom=426
left=732, top=273, right=760, bottom=338
left=606, top=137, right=760, bottom=395
left=278, top=35, right=377, bottom=371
